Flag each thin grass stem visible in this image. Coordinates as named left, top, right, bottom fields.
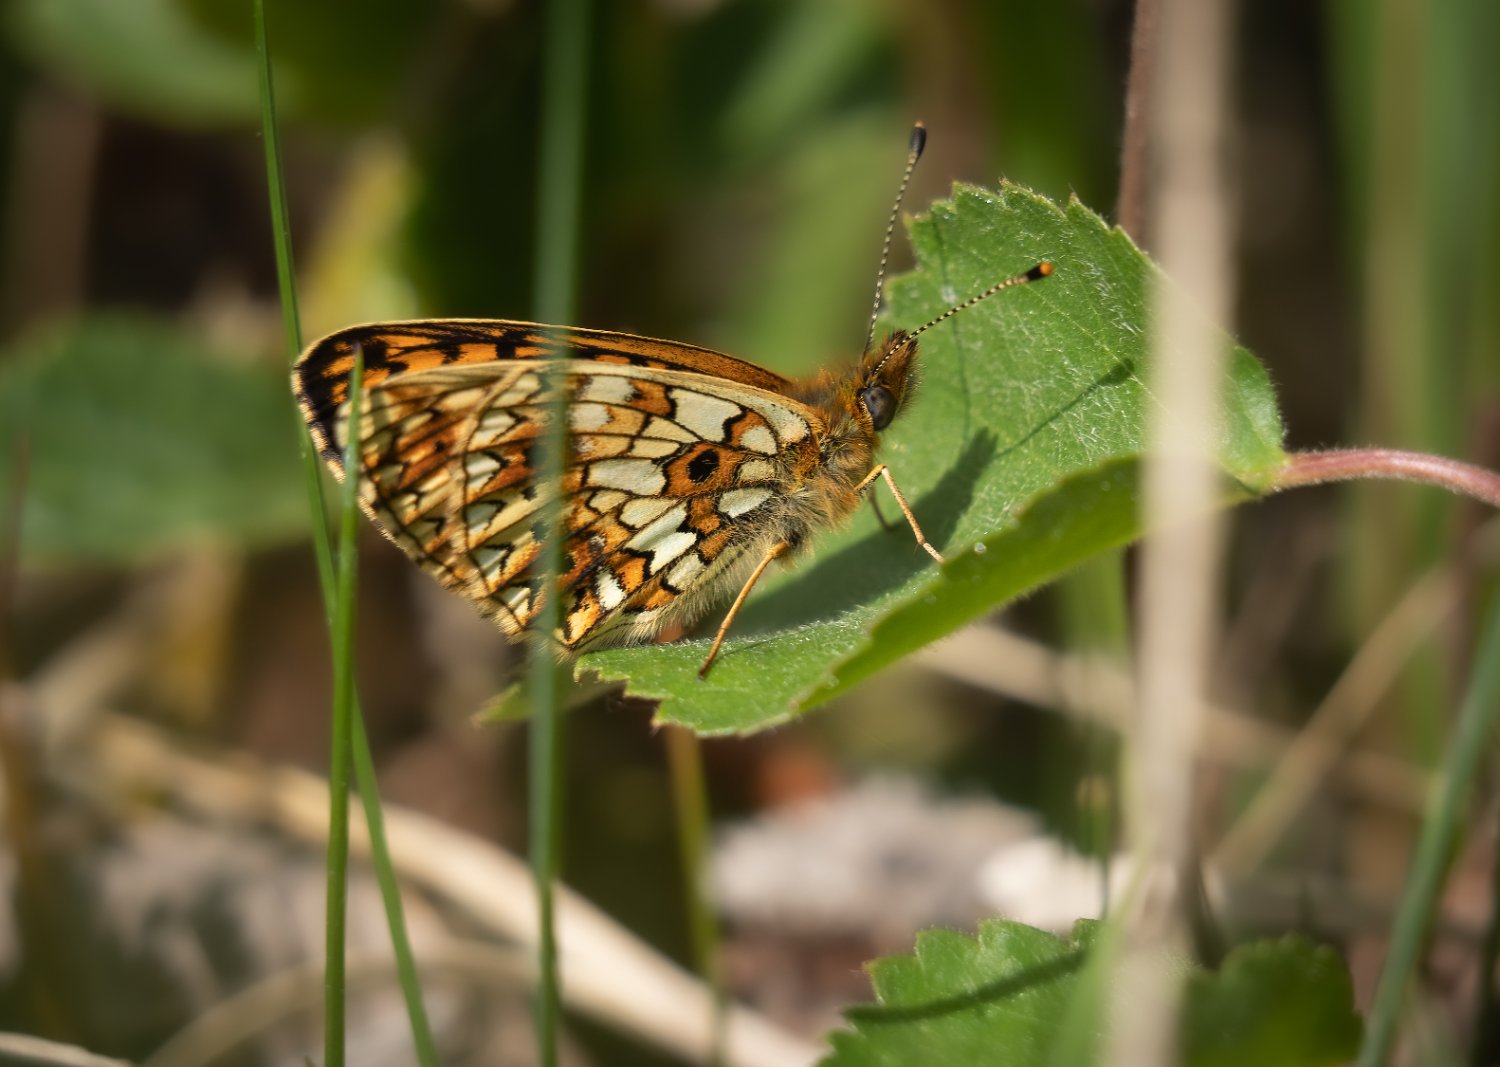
left=1357, top=591, right=1500, bottom=1066
left=322, top=348, right=364, bottom=1067
left=253, top=0, right=301, bottom=362
left=255, top=5, right=439, bottom=1063
left=664, top=727, right=725, bottom=1065
left=529, top=0, right=592, bottom=1062
left=1474, top=823, right=1500, bottom=1066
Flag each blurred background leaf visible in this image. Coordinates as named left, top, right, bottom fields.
left=0, top=315, right=304, bottom=563
left=9, top=0, right=262, bottom=127
left=8, top=0, right=444, bottom=128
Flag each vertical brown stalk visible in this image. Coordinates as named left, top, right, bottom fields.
left=1115, top=0, right=1161, bottom=245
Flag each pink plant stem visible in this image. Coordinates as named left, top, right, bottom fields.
left=1274, top=449, right=1500, bottom=509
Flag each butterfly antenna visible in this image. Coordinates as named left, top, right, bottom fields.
left=871, top=260, right=1053, bottom=375
left=912, top=261, right=1053, bottom=343
left=864, top=122, right=928, bottom=354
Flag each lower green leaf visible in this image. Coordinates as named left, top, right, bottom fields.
left=1184, top=937, right=1363, bottom=1067
left=821, top=921, right=1360, bottom=1067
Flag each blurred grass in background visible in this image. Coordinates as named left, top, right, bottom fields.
left=0, top=0, right=1497, bottom=1064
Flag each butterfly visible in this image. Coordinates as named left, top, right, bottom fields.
left=292, top=124, right=1051, bottom=676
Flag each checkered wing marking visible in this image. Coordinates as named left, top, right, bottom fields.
left=326, top=366, right=501, bottom=598
left=322, top=350, right=823, bottom=647
left=294, top=318, right=793, bottom=465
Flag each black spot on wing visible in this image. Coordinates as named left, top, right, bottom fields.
left=686, top=448, right=720, bottom=483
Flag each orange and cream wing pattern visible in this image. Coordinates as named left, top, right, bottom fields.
left=294, top=318, right=794, bottom=458
left=294, top=322, right=825, bottom=650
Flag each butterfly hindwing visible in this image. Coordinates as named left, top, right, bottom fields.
left=306, top=323, right=827, bottom=650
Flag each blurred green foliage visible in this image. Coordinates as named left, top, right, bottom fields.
left=9, top=0, right=438, bottom=126
left=0, top=315, right=304, bottom=563
left=10, top=0, right=262, bottom=126
left=824, top=922, right=1360, bottom=1067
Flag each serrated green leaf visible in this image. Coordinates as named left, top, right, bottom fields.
left=821, top=922, right=1359, bottom=1067
left=580, top=184, right=1286, bottom=733
left=825, top=921, right=1091, bottom=1066
left=0, top=315, right=306, bottom=564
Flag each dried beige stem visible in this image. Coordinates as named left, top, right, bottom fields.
left=91, top=714, right=820, bottom=1067
left=917, top=626, right=1431, bottom=814
left=1109, top=0, right=1237, bottom=1062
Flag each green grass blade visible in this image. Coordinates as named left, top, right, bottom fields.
left=255, top=4, right=438, bottom=1064
left=529, top=0, right=592, bottom=1061
left=323, top=346, right=363, bottom=1067
left=1053, top=551, right=1129, bottom=873
left=1477, top=843, right=1500, bottom=1066
left=345, top=709, right=438, bottom=1052
left=664, top=728, right=726, bottom=1064
left=1356, top=591, right=1500, bottom=1067
left=253, top=0, right=300, bottom=362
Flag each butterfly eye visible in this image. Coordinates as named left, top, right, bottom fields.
left=859, top=384, right=897, bottom=430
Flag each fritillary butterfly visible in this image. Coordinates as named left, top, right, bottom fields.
left=293, top=125, right=1051, bottom=675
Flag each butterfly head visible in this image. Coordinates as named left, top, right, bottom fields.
left=857, top=330, right=919, bottom=431
left=854, top=259, right=1053, bottom=433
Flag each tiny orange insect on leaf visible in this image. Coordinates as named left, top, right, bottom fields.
left=292, top=124, right=1051, bottom=677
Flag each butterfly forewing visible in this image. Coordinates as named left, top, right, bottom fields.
left=295, top=319, right=795, bottom=462
left=297, top=322, right=827, bottom=651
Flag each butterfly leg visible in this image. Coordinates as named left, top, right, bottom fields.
left=853, top=465, right=944, bottom=563
left=698, top=539, right=791, bottom=678
left=868, top=494, right=897, bottom=532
